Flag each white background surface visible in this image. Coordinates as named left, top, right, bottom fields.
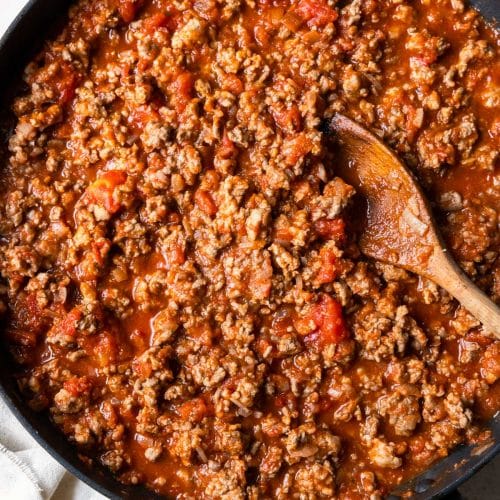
left=1, top=0, right=30, bottom=38
left=1, top=1, right=498, bottom=499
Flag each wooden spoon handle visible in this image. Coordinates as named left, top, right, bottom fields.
left=431, top=252, right=500, bottom=338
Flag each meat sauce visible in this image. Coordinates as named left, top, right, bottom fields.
left=0, top=0, right=498, bottom=498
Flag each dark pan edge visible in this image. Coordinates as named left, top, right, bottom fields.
left=0, top=0, right=499, bottom=499
left=390, top=412, right=500, bottom=499
left=470, top=0, right=499, bottom=25
left=0, top=373, right=161, bottom=499
left=0, top=388, right=120, bottom=500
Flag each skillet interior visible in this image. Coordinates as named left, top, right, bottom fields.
left=0, top=1, right=498, bottom=498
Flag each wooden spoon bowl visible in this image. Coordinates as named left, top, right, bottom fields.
left=327, top=113, right=500, bottom=338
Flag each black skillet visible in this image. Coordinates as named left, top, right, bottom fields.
left=0, top=1, right=498, bottom=498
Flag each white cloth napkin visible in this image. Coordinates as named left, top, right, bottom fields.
left=0, top=395, right=106, bottom=500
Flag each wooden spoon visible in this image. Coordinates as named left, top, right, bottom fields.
left=327, top=113, right=500, bottom=338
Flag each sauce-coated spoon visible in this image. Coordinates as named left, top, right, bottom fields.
left=327, top=113, right=500, bottom=338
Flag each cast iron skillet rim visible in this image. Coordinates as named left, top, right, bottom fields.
left=0, top=1, right=498, bottom=499
left=0, top=0, right=39, bottom=50
left=0, top=390, right=120, bottom=500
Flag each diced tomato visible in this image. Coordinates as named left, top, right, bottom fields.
left=63, top=376, right=92, bottom=397
left=195, top=189, right=218, bottom=216
left=132, top=357, right=153, bottom=378
left=170, top=72, right=194, bottom=113
left=142, top=13, right=167, bottom=33
left=222, top=73, right=244, bottom=95
left=314, top=218, right=346, bottom=243
left=165, top=243, right=186, bottom=268
left=33, top=55, right=78, bottom=104
left=86, top=170, right=127, bottom=214
left=128, top=104, right=161, bottom=130
left=56, top=64, right=78, bottom=105
left=91, top=239, right=111, bottom=267
left=275, top=226, right=294, bottom=243
left=295, top=0, right=338, bottom=27
left=285, top=133, right=313, bottom=166
left=163, top=5, right=181, bottom=31
left=176, top=397, right=208, bottom=423
left=218, top=129, right=237, bottom=159
left=54, top=122, right=73, bottom=139
left=317, top=246, right=338, bottom=284
left=50, top=307, right=83, bottom=340
left=272, top=105, right=301, bottom=132
left=305, top=294, right=348, bottom=346
left=94, top=333, right=118, bottom=368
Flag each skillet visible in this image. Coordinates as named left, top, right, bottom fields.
left=0, top=1, right=498, bottom=498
